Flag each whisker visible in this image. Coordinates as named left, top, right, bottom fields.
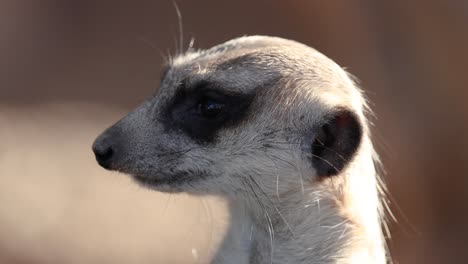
left=187, top=36, right=195, bottom=53
left=309, top=153, right=340, bottom=173
left=137, top=35, right=170, bottom=64
left=247, top=175, right=296, bottom=237
left=172, top=0, right=184, bottom=55
left=264, top=154, right=281, bottom=200
left=272, top=144, right=341, bottom=174
left=200, top=197, right=214, bottom=255
left=293, top=156, right=305, bottom=195
left=242, top=178, right=275, bottom=263
left=267, top=140, right=349, bottom=163
left=172, top=34, right=179, bottom=56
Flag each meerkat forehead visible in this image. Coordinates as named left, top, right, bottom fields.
left=161, top=36, right=361, bottom=115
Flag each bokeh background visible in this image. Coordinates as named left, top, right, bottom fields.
left=1, top=1, right=467, bottom=263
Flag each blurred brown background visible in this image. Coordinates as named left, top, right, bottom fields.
left=1, top=1, right=467, bottom=263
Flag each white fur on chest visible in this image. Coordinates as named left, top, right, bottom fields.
left=212, top=190, right=366, bottom=264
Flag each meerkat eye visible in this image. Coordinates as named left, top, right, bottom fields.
left=167, top=84, right=255, bottom=143
left=197, top=98, right=226, bottom=119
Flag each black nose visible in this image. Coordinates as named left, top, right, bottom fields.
left=92, top=138, right=114, bottom=169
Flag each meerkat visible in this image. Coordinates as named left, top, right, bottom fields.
left=92, top=36, right=388, bottom=264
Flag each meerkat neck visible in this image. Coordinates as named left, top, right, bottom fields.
left=214, top=148, right=385, bottom=263
left=225, top=188, right=381, bottom=263
left=214, top=190, right=352, bottom=264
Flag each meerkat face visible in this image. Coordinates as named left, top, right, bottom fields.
left=92, top=36, right=363, bottom=197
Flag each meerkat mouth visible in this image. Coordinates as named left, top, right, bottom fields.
left=131, top=171, right=206, bottom=188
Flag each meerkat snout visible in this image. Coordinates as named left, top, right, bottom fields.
left=92, top=35, right=388, bottom=263
left=92, top=120, right=127, bottom=170
left=92, top=135, right=114, bottom=169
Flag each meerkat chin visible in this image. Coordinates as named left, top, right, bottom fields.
left=92, top=36, right=388, bottom=264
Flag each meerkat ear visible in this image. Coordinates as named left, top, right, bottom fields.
left=311, top=109, right=363, bottom=177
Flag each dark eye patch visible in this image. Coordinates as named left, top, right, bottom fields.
left=162, top=80, right=255, bottom=143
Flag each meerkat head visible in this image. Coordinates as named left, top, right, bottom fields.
left=92, top=36, right=366, bottom=198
